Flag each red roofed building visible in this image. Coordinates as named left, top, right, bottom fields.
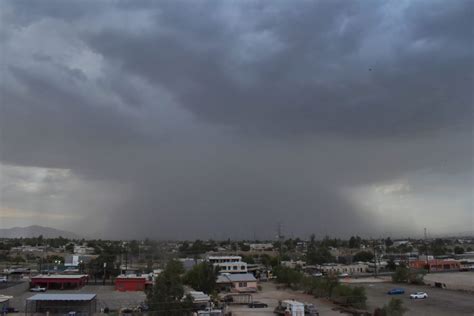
left=31, top=274, right=89, bottom=290
left=409, top=260, right=460, bottom=272
left=114, top=275, right=152, bottom=292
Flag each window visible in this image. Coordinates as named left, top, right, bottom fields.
left=233, top=266, right=237, bottom=270
left=238, top=282, right=247, bottom=287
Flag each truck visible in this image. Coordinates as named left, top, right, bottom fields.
left=274, top=300, right=305, bottom=316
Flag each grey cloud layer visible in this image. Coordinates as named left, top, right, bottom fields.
left=0, top=0, right=472, bottom=238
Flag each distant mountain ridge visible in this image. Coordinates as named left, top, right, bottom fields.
left=0, top=225, right=80, bottom=239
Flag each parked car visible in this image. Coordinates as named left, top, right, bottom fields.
left=0, top=276, right=7, bottom=283
left=2, top=307, right=19, bottom=314
left=338, top=273, right=349, bottom=278
left=30, top=286, right=47, bottom=292
left=304, top=303, right=319, bottom=316
left=410, top=292, right=428, bottom=299
left=387, top=288, right=405, bottom=295
left=248, top=301, right=268, bottom=308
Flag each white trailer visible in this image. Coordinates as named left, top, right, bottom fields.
left=279, top=300, right=305, bottom=316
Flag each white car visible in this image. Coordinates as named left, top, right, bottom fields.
left=410, top=292, right=428, bottom=299
left=0, top=276, right=7, bottom=283
left=30, top=286, right=47, bottom=292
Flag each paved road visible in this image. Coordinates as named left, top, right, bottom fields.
left=358, top=282, right=474, bottom=316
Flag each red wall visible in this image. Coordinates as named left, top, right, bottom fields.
left=115, top=278, right=146, bottom=291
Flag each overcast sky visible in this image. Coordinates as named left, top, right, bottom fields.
left=0, top=0, right=472, bottom=240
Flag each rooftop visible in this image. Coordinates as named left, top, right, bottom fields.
left=27, top=294, right=96, bottom=301
left=31, top=274, right=88, bottom=279
left=217, top=273, right=256, bottom=283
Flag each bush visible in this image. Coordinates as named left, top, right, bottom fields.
left=332, top=285, right=367, bottom=309
left=392, top=266, right=425, bottom=285
left=273, top=266, right=304, bottom=288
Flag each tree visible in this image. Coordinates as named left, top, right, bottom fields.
left=183, top=262, right=217, bottom=294
left=386, top=259, right=397, bottom=271
left=65, top=243, right=75, bottom=253
left=385, top=237, right=394, bottom=247
left=349, top=236, right=362, bottom=249
left=353, top=251, right=374, bottom=262
left=392, top=265, right=425, bottom=285
left=239, top=242, right=250, bottom=252
left=392, top=266, right=410, bottom=283
left=454, top=246, right=464, bottom=254
left=307, top=246, right=335, bottom=265
left=332, top=285, right=367, bottom=309
left=241, top=255, right=255, bottom=264
left=431, top=239, right=447, bottom=256
left=147, top=259, right=191, bottom=315
left=273, top=266, right=304, bottom=288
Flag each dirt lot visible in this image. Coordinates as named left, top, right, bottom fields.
left=424, top=272, right=474, bottom=291
left=226, top=282, right=345, bottom=316
left=358, top=282, right=474, bottom=316
left=8, top=284, right=146, bottom=312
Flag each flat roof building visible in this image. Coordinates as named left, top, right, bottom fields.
left=26, top=294, right=97, bottom=315
left=31, top=274, right=89, bottom=290
left=114, top=274, right=152, bottom=291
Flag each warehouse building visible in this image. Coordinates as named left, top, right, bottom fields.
left=31, top=274, right=89, bottom=290
left=26, top=294, right=97, bottom=315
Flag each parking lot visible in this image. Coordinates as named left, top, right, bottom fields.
left=358, top=282, right=474, bottom=316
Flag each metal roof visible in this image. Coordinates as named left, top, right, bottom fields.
left=216, top=273, right=256, bottom=283
left=31, top=274, right=88, bottom=279
left=0, top=295, right=13, bottom=303
left=27, top=294, right=96, bottom=301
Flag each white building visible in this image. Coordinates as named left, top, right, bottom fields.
left=319, top=262, right=368, bottom=275
left=73, top=245, right=95, bottom=255
left=207, top=256, right=247, bottom=273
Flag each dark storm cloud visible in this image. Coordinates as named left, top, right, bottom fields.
left=0, top=0, right=472, bottom=238
left=85, top=0, right=473, bottom=137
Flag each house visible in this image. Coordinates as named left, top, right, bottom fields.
left=26, top=294, right=97, bottom=315
left=216, top=273, right=257, bottom=293
left=208, top=256, right=247, bottom=274
left=114, top=274, right=152, bottom=291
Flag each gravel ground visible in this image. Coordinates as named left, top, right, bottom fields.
left=226, top=282, right=345, bottom=316
left=424, top=272, right=474, bottom=292
left=358, top=282, right=474, bottom=316
left=8, top=284, right=146, bottom=312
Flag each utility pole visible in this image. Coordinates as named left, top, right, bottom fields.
left=424, top=228, right=429, bottom=265
left=372, top=239, right=378, bottom=278
left=277, top=222, right=284, bottom=265
left=103, top=262, right=107, bottom=285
